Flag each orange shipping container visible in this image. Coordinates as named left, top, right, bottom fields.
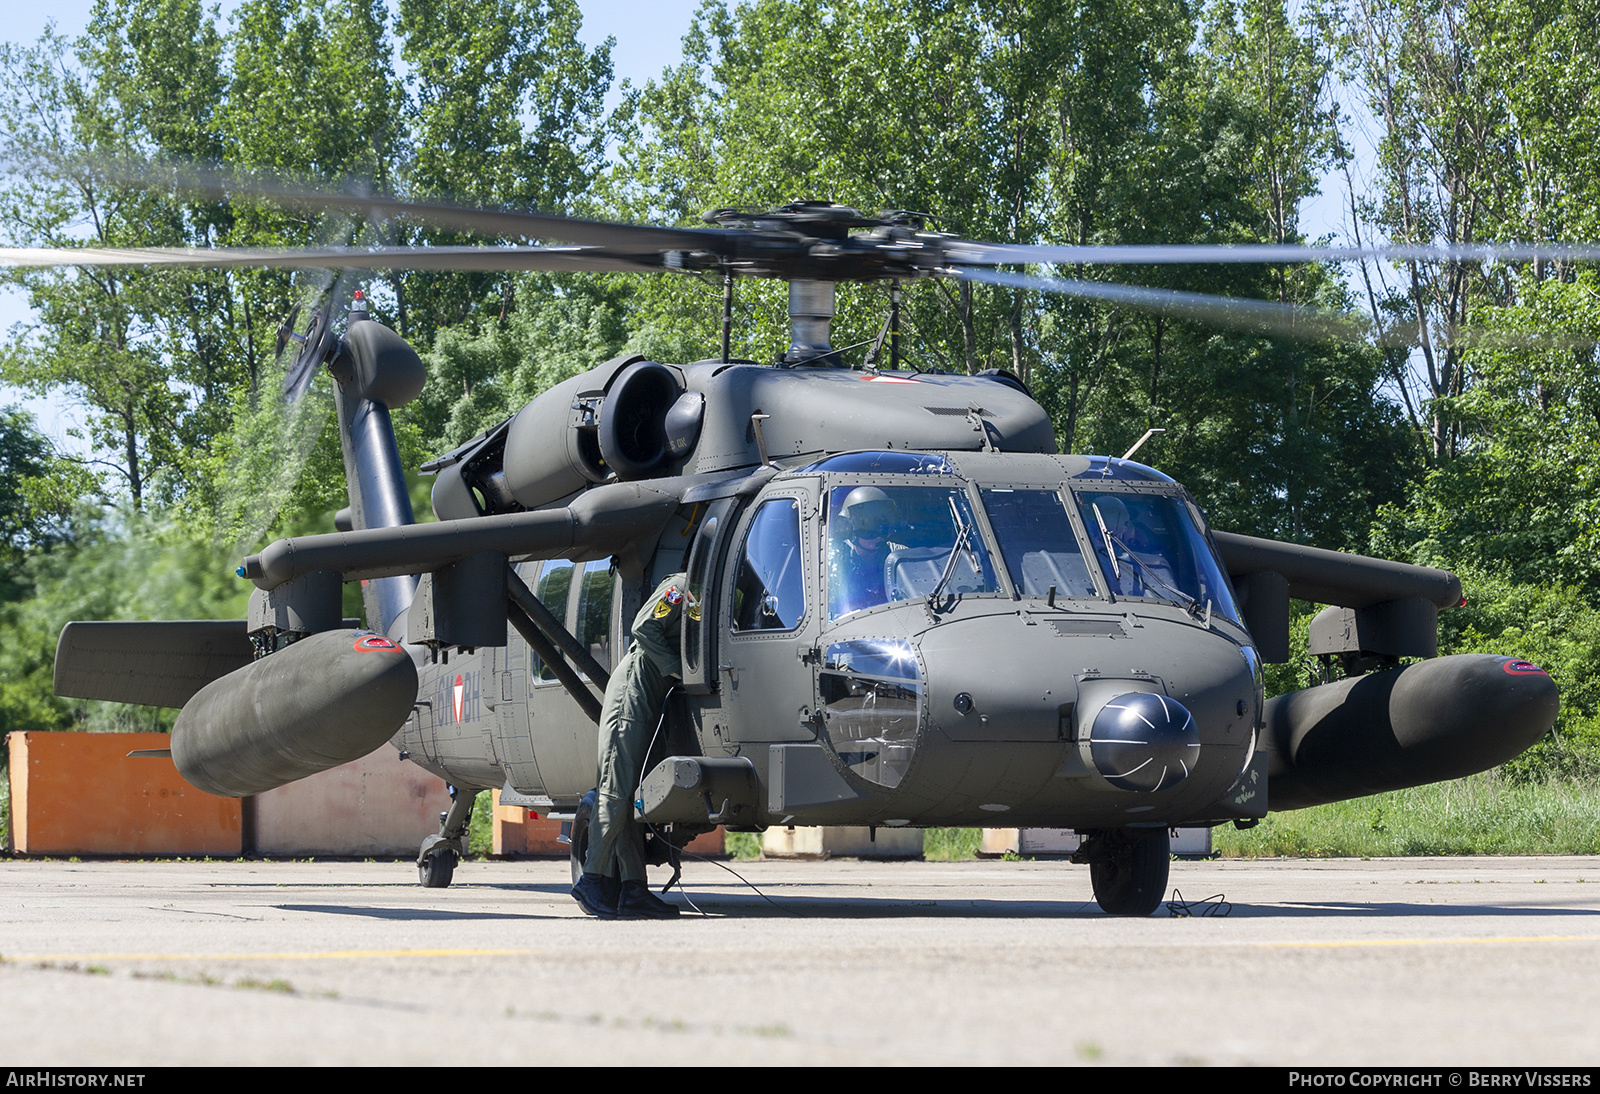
left=7, top=732, right=241, bottom=856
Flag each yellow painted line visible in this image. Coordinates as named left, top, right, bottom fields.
left=1257, top=934, right=1600, bottom=948
left=2, top=947, right=539, bottom=962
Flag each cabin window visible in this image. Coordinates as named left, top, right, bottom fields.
left=732, top=498, right=806, bottom=632
left=532, top=559, right=575, bottom=682
left=574, top=558, right=614, bottom=675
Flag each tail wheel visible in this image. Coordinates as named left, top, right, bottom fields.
left=1088, top=828, right=1170, bottom=916
left=570, top=789, right=597, bottom=887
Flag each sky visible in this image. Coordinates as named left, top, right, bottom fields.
left=0, top=0, right=1363, bottom=454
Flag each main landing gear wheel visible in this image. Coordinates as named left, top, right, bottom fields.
left=570, top=789, right=597, bottom=886
left=417, top=786, right=476, bottom=889
left=1086, top=828, right=1170, bottom=916
left=419, top=844, right=457, bottom=888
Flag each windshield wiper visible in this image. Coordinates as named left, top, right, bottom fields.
left=1090, top=502, right=1120, bottom=582
left=927, top=498, right=977, bottom=613
left=1090, top=502, right=1211, bottom=623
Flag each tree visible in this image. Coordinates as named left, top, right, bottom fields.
left=0, top=3, right=231, bottom=512
left=393, top=0, right=614, bottom=344
left=0, top=407, right=85, bottom=601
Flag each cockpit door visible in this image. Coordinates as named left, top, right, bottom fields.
left=719, top=482, right=822, bottom=743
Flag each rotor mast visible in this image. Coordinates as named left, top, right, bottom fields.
left=783, top=279, right=837, bottom=365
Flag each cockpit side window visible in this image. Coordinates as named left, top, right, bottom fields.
left=732, top=498, right=807, bottom=632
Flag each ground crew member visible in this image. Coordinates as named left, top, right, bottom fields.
left=571, top=572, right=688, bottom=919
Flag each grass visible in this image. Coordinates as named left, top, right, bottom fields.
left=924, top=827, right=982, bottom=861
left=1216, top=774, right=1600, bottom=857
left=730, top=778, right=1599, bottom=862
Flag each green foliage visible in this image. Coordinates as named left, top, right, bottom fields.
left=1438, top=567, right=1600, bottom=779
left=923, top=828, right=981, bottom=862
left=401, top=272, right=631, bottom=455
left=0, top=0, right=1595, bottom=836
left=0, top=407, right=87, bottom=599
left=469, top=789, right=495, bottom=856
left=724, top=830, right=762, bottom=860
left=0, top=508, right=252, bottom=734
left=1372, top=272, right=1600, bottom=595
left=0, top=4, right=245, bottom=512
left=0, top=0, right=615, bottom=528
left=1216, top=774, right=1600, bottom=856
left=605, top=0, right=1417, bottom=550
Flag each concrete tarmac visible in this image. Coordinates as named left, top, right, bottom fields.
left=0, top=854, right=1597, bottom=1066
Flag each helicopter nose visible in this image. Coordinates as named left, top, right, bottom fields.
left=1086, top=692, right=1200, bottom=792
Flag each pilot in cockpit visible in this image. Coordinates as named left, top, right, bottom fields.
left=829, top=486, right=903, bottom=617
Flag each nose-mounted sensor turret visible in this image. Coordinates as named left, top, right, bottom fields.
left=1086, top=691, right=1200, bottom=792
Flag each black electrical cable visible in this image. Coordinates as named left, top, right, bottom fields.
left=632, top=689, right=811, bottom=917
left=1166, top=889, right=1231, bottom=917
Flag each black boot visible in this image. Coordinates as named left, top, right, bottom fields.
left=571, top=872, right=619, bottom=919
left=616, top=879, right=680, bottom=919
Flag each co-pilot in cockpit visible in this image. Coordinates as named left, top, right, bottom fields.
left=1075, top=488, right=1239, bottom=621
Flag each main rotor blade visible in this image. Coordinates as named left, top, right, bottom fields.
left=58, top=160, right=732, bottom=253
left=0, top=244, right=667, bottom=274
left=957, top=267, right=1600, bottom=349
left=956, top=266, right=1371, bottom=342
left=946, top=240, right=1600, bottom=267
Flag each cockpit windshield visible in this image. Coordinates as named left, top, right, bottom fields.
left=1072, top=489, right=1241, bottom=623
left=827, top=485, right=999, bottom=619
left=979, top=489, right=1098, bottom=598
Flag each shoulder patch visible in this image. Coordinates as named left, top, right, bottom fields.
left=653, top=598, right=674, bottom=619
left=664, top=586, right=684, bottom=605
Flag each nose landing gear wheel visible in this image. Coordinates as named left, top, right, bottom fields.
left=1086, top=828, right=1170, bottom=916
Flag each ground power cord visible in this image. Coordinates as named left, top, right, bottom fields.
left=634, top=691, right=810, bottom=917
left=1166, top=889, right=1231, bottom=917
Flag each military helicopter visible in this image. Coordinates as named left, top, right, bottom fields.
left=28, top=182, right=1564, bottom=916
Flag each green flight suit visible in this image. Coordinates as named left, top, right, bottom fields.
left=583, top=573, right=688, bottom=884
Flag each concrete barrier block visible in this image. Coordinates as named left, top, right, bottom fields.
left=761, top=825, right=923, bottom=859
left=253, top=748, right=447, bottom=856
left=982, top=827, right=1213, bottom=857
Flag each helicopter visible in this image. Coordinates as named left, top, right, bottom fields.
left=28, top=183, right=1563, bottom=917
